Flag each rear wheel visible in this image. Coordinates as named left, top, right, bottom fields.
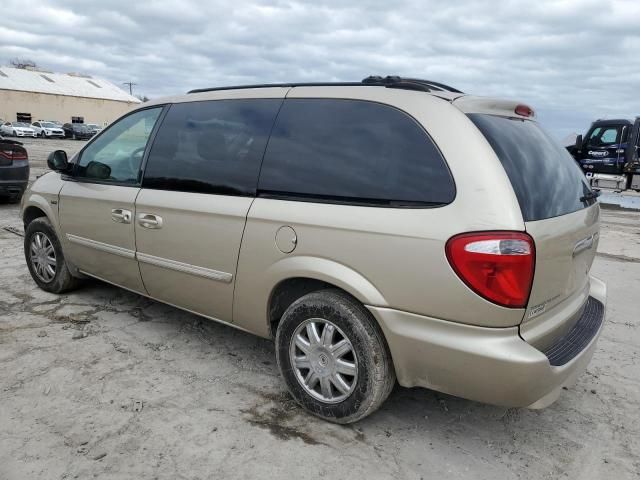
left=275, top=289, right=395, bottom=423
left=24, top=217, right=80, bottom=293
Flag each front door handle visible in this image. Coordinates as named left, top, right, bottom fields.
left=138, top=213, right=163, bottom=229
left=111, top=208, right=132, bottom=224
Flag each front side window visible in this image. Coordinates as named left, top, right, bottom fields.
left=75, top=107, right=162, bottom=184
left=258, top=99, right=455, bottom=206
left=587, top=126, right=621, bottom=147
left=143, top=99, right=281, bottom=196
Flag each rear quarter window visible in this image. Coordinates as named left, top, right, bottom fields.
left=469, top=114, right=594, bottom=222
left=258, top=98, right=455, bottom=206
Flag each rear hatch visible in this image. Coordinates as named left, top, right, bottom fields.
left=468, top=113, right=599, bottom=330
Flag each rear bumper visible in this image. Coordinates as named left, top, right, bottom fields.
left=368, top=276, right=607, bottom=408
left=0, top=164, right=30, bottom=197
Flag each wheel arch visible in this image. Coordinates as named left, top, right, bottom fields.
left=23, top=205, right=48, bottom=227
left=263, top=256, right=388, bottom=338
left=22, top=192, right=61, bottom=238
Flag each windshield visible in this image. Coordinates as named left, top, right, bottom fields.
left=73, top=124, right=88, bottom=131
left=42, top=122, right=57, bottom=128
left=13, top=122, right=29, bottom=127
left=469, top=114, right=594, bottom=222
left=87, top=124, right=100, bottom=129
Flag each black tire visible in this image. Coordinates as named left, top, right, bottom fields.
left=24, top=217, right=80, bottom=293
left=275, top=289, right=396, bottom=424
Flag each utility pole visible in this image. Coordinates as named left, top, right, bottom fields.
left=123, top=82, right=137, bottom=95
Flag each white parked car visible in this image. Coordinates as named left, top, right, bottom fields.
left=1, top=122, right=37, bottom=138
left=31, top=121, right=65, bottom=138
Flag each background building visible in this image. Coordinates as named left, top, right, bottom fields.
left=0, top=66, right=140, bottom=126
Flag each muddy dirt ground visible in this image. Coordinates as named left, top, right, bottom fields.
left=1, top=138, right=639, bottom=479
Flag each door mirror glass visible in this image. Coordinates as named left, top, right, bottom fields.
left=84, top=161, right=111, bottom=179
left=47, top=150, right=69, bottom=172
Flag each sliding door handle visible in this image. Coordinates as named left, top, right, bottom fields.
left=111, top=209, right=132, bottom=224
left=138, top=213, right=163, bottom=229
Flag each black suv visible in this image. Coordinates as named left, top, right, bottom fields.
left=62, top=123, right=95, bottom=140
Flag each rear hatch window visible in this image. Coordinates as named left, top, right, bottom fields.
left=468, top=114, right=594, bottom=221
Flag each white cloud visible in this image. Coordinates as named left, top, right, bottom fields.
left=1, top=0, right=638, bottom=137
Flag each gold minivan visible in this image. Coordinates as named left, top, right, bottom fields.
left=21, top=76, right=606, bottom=423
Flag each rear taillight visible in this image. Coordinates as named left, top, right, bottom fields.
left=446, top=232, right=535, bottom=308
left=0, top=147, right=28, bottom=161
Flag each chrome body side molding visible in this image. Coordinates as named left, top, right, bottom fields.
left=66, top=234, right=136, bottom=259
left=136, top=252, right=233, bottom=283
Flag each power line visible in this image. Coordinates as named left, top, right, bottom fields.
left=122, top=82, right=137, bottom=95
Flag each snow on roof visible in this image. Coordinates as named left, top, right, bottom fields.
left=0, top=67, right=141, bottom=103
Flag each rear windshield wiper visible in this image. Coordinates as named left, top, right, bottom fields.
left=580, top=190, right=601, bottom=202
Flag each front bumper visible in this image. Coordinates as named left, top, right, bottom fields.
left=367, top=276, right=607, bottom=408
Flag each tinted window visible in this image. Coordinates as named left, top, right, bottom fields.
left=469, top=114, right=593, bottom=222
left=75, top=107, right=162, bottom=183
left=258, top=99, right=455, bottom=206
left=143, top=99, right=281, bottom=196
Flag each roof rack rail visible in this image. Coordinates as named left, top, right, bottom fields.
left=187, top=76, right=463, bottom=95
left=188, top=82, right=363, bottom=94
left=362, top=75, right=463, bottom=93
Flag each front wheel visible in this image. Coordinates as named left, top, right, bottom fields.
left=24, top=217, right=80, bottom=293
left=275, top=289, right=395, bottom=423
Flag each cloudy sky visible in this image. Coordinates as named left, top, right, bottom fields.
left=1, top=0, right=639, bottom=139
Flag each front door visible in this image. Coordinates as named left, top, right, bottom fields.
left=582, top=124, right=624, bottom=174
left=134, top=97, right=283, bottom=322
left=59, top=107, right=164, bottom=293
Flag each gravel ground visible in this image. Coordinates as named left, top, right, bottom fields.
left=0, top=139, right=639, bottom=479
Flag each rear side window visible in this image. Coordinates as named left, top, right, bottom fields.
left=469, top=114, right=593, bottom=222
left=258, top=99, right=455, bottom=206
left=143, top=99, right=281, bottom=196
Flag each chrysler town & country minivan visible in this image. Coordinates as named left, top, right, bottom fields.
left=21, top=76, right=606, bottom=423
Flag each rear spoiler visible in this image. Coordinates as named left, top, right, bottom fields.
left=453, top=96, right=536, bottom=120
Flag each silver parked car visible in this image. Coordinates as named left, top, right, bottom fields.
left=20, top=76, right=606, bottom=423
left=1, top=122, right=37, bottom=138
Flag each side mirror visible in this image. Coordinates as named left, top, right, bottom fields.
left=575, top=134, right=583, bottom=151
left=47, top=150, right=69, bottom=172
